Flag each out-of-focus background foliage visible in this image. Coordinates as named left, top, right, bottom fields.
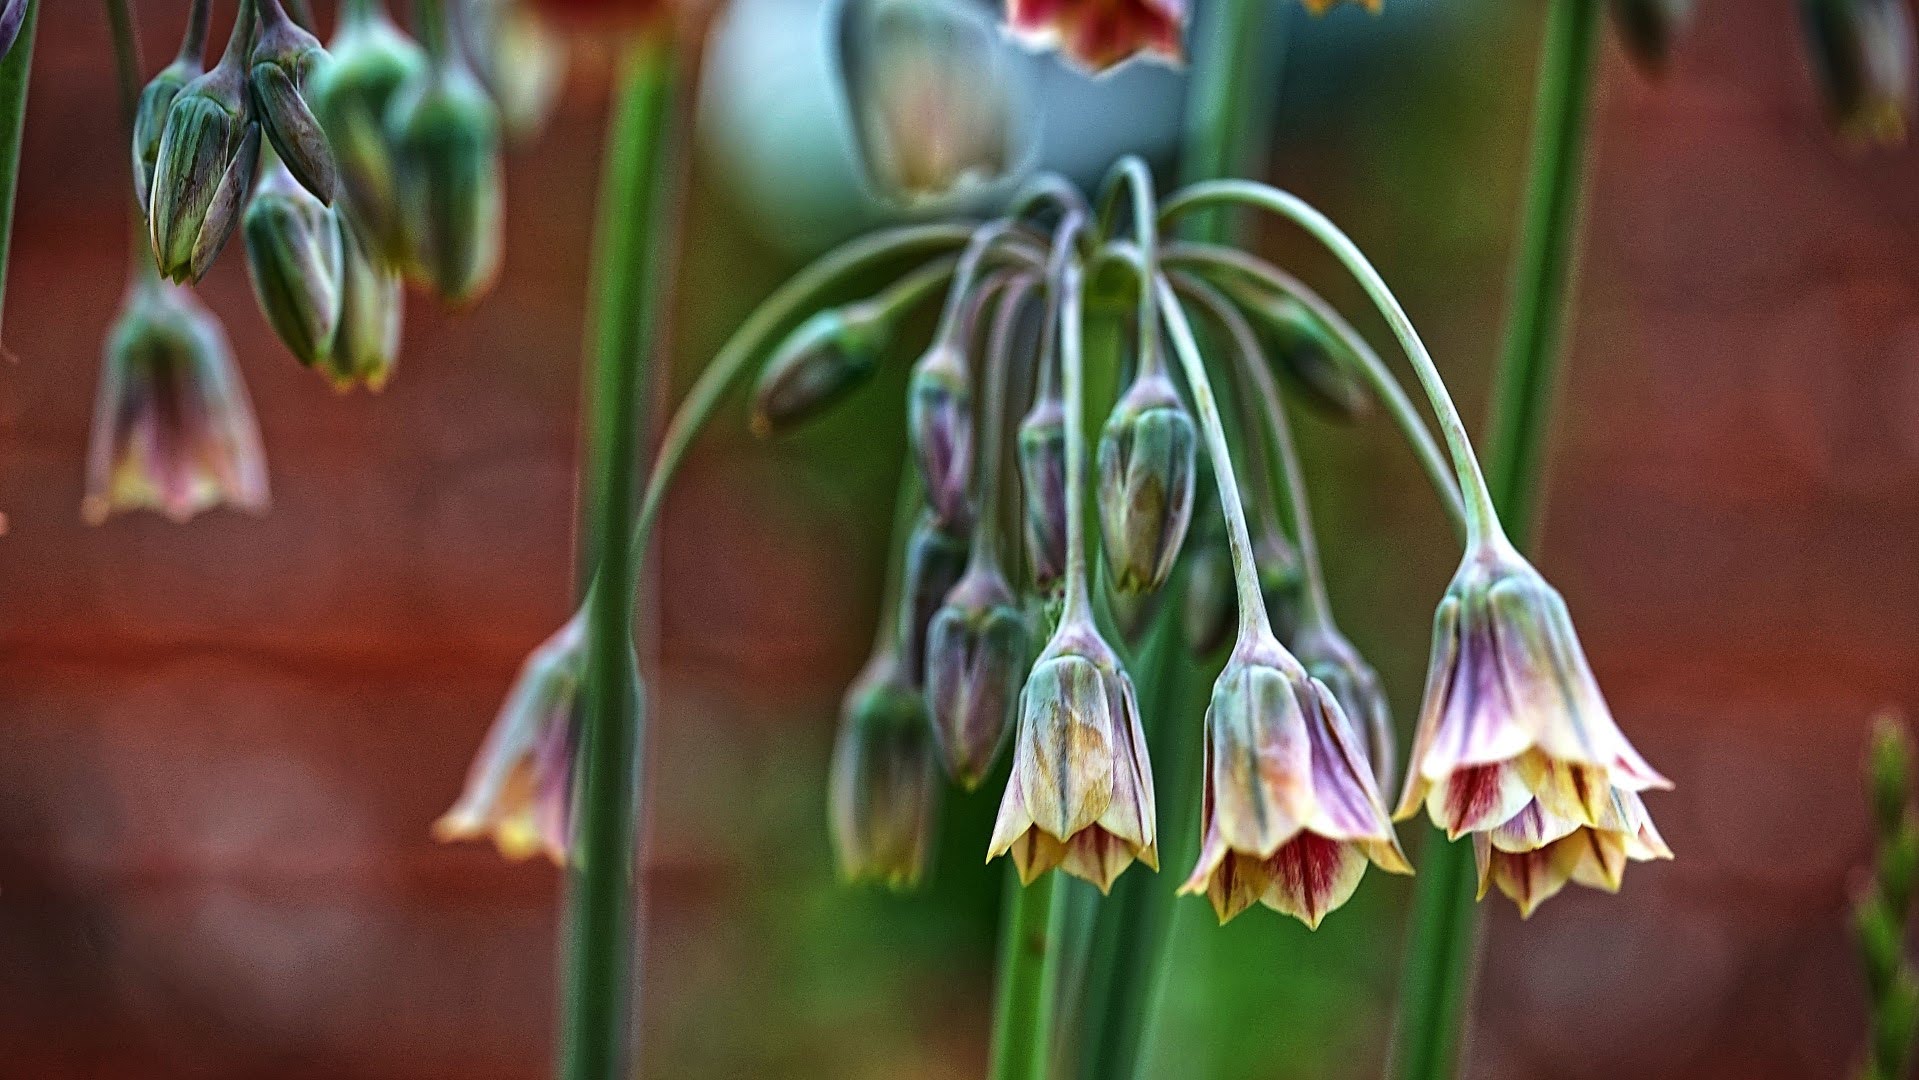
left=0, top=0, right=1910, bottom=1076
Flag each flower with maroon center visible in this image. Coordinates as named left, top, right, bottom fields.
left=83, top=278, right=270, bottom=525
left=1395, top=541, right=1671, bottom=840
left=1004, top=0, right=1186, bottom=74
left=435, top=610, right=585, bottom=863
left=1180, top=635, right=1410, bottom=927
left=1473, top=786, right=1673, bottom=916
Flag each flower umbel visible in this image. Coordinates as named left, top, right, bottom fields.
left=1396, top=542, right=1671, bottom=844
left=435, top=610, right=586, bottom=863
left=84, top=277, right=270, bottom=525
left=830, top=648, right=941, bottom=889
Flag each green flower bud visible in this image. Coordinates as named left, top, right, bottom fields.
left=1611, top=0, right=1693, bottom=72
left=1097, top=370, right=1197, bottom=595
left=386, top=46, right=504, bottom=304
left=244, top=152, right=344, bottom=369
left=309, top=0, right=428, bottom=267
left=250, top=0, right=339, bottom=204
left=830, top=649, right=940, bottom=890
left=1234, top=286, right=1373, bottom=421
left=908, top=340, right=975, bottom=531
left=751, top=303, right=891, bottom=435
left=1870, top=712, right=1914, bottom=836
left=149, top=11, right=263, bottom=284
left=1017, top=394, right=1068, bottom=596
left=925, top=559, right=1030, bottom=789
left=134, top=55, right=204, bottom=215
left=326, top=216, right=405, bottom=391
left=1802, top=0, right=1916, bottom=146
left=463, top=0, right=567, bottom=143
left=898, top=511, right=969, bottom=687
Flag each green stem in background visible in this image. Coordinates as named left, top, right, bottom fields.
left=104, top=0, right=140, bottom=127
left=0, top=0, right=36, bottom=349
left=1389, top=4, right=1603, bottom=1080
left=559, top=33, right=677, bottom=1080
left=990, top=870, right=1060, bottom=1080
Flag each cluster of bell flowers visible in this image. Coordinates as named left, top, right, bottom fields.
left=85, top=0, right=562, bottom=525
left=435, top=154, right=1674, bottom=927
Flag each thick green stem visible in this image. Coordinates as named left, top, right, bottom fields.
left=1387, top=4, right=1602, bottom=1080
left=560, top=35, right=677, bottom=1080
left=104, top=0, right=139, bottom=128
left=0, top=0, right=34, bottom=348
left=990, top=870, right=1060, bottom=1080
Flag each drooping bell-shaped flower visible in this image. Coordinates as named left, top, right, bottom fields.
left=243, top=152, right=345, bottom=369
left=463, top=0, right=567, bottom=142
left=836, top=0, right=1030, bottom=205
left=909, top=339, right=975, bottom=531
left=149, top=6, right=264, bottom=284
left=434, top=611, right=585, bottom=863
left=84, top=277, right=270, bottom=525
left=1395, top=542, right=1672, bottom=839
left=752, top=302, right=897, bottom=435
left=1017, top=392, right=1068, bottom=596
left=133, top=3, right=214, bottom=215
left=251, top=0, right=340, bottom=203
left=830, top=648, right=941, bottom=889
left=925, top=555, right=1030, bottom=789
left=1473, top=787, right=1673, bottom=917
left=1004, top=0, right=1186, bottom=74
left=1801, top=0, right=1916, bottom=146
left=1098, top=368, right=1197, bottom=595
left=325, top=216, right=405, bottom=391
left=1180, top=636, right=1410, bottom=927
left=309, top=0, right=429, bottom=267
left=989, top=619, right=1157, bottom=892
left=386, top=30, right=504, bottom=304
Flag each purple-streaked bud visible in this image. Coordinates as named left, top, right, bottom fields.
left=310, top=1, right=429, bottom=267
left=149, top=12, right=263, bottom=284
left=251, top=0, right=340, bottom=204
left=1017, top=394, right=1069, bottom=596
left=925, top=560, right=1031, bottom=789
left=325, top=216, right=405, bottom=391
left=83, top=277, right=270, bottom=525
left=909, top=340, right=975, bottom=531
left=751, top=302, right=892, bottom=435
left=0, top=0, right=26, bottom=66
left=898, top=511, right=969, bottom=687
left=434, top=610, right=586, bottom=863
left=1098, top=370, right=1197, bottom=595
left=989, top=619, right=1157, bottom=892
left=1611, top=0, right=1693, bottom=72
left=243, top=153, right=345, bottom=369
left=1292, top=622, right=1395, bottom=793
left=830, top=649, right=941, bottom=889
left=1802, top=0, right=1916, bottom=146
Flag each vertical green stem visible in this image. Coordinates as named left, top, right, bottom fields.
left=0, top=0, right=35, bottom=347
left=560, top=32, right=678, bottom=1080
left=412, top=0, right=450, bottom=58
left=990, top=870, right=1060, bottom=1080
left=1387, top=4, right=1602, bottom=1080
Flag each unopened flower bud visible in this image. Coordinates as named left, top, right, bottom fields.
left=1870, top=713, right=1914, bottom=837
left=1098, top=370, right=1197, bottom=595
left=831, top=649, right=940, bottom=889
left=84, top=277, right=270, bottom=524
left=1611, top=0, right=1693, bottom=71
left=387, top=46, right=504, bottom=303
left=1180, top=635, right=1409, bottom=926
left=251, top=0, right=339, bottom=203
left=464, top=0, right=567, bottom=142
left=837, top=0, right=1029, bottom=205
left=990, top=620, right=1157, bottom=892
left=1018, top=394, right=1069, bottom=596
left=149, top=12, right=264, bottom=284
left=244, top=153, right=345, bottom=369
left=310, top=0, right=429, bottom=266
left=909, top=341, right=975, bottom=531
left=325, top=216, right=405, bottom=390
left=1005, top=0, right=1186, bottom=74
left=1293, top=622, right=1395, bottom=792
left=1235, top=287, right=1372, bottom=422
left=925, top=559, right=1031, bottom=789
left=435, top=611, right=585, bottom=863
left=751, top=303, right=892, bottom=435
left=1802, top=0, right=1917, bottom=146
left=899, top=511, right=969, bottom=687
left=134, top=54, right=203, bottom=215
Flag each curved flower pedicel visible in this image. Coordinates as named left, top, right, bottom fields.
left=434, top=609, right=586, bottom=863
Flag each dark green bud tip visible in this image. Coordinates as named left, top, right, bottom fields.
left=387, top=56, right=504, bottom=304
left=133, top=60, right=201, bottom=214
left=1870, top=712, right=1914, bottom=836
left=1610, top=0, right=1694, bottom=72
left=252, top=0, right=340, bottom=203
left=1801, top=0, right=1916, bottom=147
left=1017, top=395, right=1068, bottom=595
left=752, top=303, right=891, bottom=435
left=310, top=9, right=429, bottom=268
left=909, top=342, right=975, bottom=531
left=925, top=562, right=1030, bottom=789
left=1097, top=371, right=1197, bottom=596
left=243, top=156, right=345, bottom=369
left=898, top=511, right=969, bottom=688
